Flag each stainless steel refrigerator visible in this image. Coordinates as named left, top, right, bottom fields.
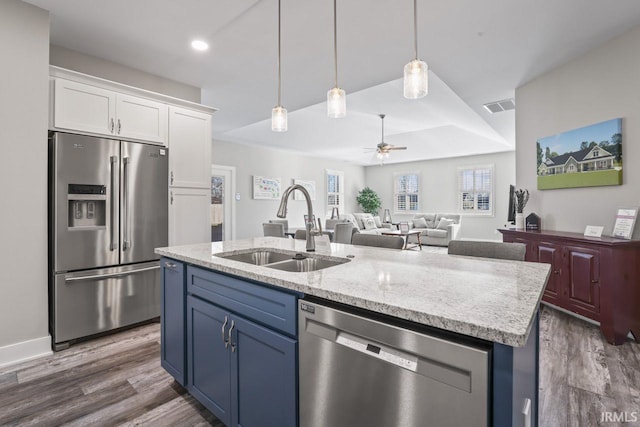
left=49, top=132, right=168, bottom=350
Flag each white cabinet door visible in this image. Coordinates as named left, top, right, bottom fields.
left=53, top=78, right=116, bottom=136
left=169, top=187, right=211, bottom=246
left=116, top=94, right=168, bottom=145
left=169, top=106, right=212, bottom=188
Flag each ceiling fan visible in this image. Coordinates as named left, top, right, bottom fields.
left=365, top=114, right=407, bottom=161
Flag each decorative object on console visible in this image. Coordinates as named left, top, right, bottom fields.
left=536, top=118, right=622, bottom=190
left=612, top=208, right=638, bottom=239
left=356, top=187, right=382, bottom=215
left=382, top=208, right=392, bottom=223
left=514, top=188, right=529, bottom=230
left=584, top=225, right=604, bottom=238
left=525, top=213, right=540, bottom=231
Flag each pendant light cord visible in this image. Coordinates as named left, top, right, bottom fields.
left=333, top=0, right=338, bottom=88
left=277, top=0, right=282, bottom=106
left=413, top=0, right=418, bottom=60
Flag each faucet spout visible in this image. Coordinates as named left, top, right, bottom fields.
left=277, top=184, right=316, bottom=251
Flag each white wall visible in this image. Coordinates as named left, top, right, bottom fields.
left=364, top=151, right=516, bottom=241
left=50, top=44, right=201, bottom=103
left=516, top=25, right=640, bottom=238
left=0, top=0, right=51, bottom=361
left=213, top=140, right=366, bottom=239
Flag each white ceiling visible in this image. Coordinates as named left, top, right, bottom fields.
left=25, top=0, right=640, bottom=165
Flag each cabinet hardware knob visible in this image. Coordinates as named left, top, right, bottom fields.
left=164, top=262, right=176, bottom=269
left=553, top=270, right=561, bottom=274
left=117, top=119, right=122, bottom=134
left=110, top=118, right=115, bottom=133
left=222, top=316, right=229, bottom=348
left=228, top=320, right=236, bottom=352
left=170, top=171, right=174, bottom=185
left=170, top=191, right=173, bottom=205
left=591, top=279, right=599, bottom=283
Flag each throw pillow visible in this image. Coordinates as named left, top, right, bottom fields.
left=436, top=218, right=455, bottom=230
left=363, top=218, right=377, bottom=230
left=413, top=217, right=428, bottom=229
left=373, top=216, right=382, bottom=228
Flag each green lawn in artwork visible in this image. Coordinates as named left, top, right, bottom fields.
left=538, top=169, right=622, bottom=190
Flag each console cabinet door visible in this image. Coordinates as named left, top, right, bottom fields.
left=564, top=245, right=600, bottom=318
left=160, top=258, right=186, bottom=386
left=231, top=315, right=297, bottom=427
left=53, top=78, right=116, bottom=136
left=535, top=242, right=563, bottom=305
left=187, top=296, right=232, bottom=426
left=115, top=94, right=167, bottom=145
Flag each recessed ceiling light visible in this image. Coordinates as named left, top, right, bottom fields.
left=191, top=40, right=209, bottom=52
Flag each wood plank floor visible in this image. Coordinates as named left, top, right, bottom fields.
left=0, top=306, right=638, bottom=426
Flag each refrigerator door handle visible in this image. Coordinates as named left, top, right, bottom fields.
left=65, top=265, right=160, bottom=282
left=122, top=157, right=130, bottom=251
left=109, top=155, right=117, bottom=251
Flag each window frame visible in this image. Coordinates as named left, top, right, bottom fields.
left=393, top=172, right=421, bottom=214
left=457, top=164, right=494, bottom=216
left=325, top=169, right=344, bottom=214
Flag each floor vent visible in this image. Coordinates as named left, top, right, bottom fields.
left=483, top=98, right=515, bottom=114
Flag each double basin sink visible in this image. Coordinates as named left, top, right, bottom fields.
left=215, top=249, right=350, bottom=272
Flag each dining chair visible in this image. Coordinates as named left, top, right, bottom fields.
left=294, top=229, right=306, bottom=240
left=263, top=222, right=285, bottom=237
left=332, top=222, right=354, bottom=244
left=447, top=240, right=526, bottom=261
left=269, top=219, right=289, bottom=234
left=351, top=233, right=404, bottom=249
left=325, top=219, right=341, bottom=230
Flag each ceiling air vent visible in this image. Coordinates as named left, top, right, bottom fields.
left=483, top=98, right=515, bottom=114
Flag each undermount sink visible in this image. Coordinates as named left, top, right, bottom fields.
left=215, top=249, right=350, bottom=272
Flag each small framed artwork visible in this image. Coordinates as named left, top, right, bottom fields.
left=584, top=225, right=604, bottom=238
left=253, top=176, right=281, bottom=200
left=612, top=208, right=638, bottom=240
left=293, top=179, right=316, bottom=201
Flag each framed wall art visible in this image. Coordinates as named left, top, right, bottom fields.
left=253, top=176, right=281, bottom=200
left=536, top=118, right=622, bottom=190
left=293, top=179, right=316, bottom=201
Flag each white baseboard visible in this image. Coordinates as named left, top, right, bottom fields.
left=0, top=335, right=52, bottom=369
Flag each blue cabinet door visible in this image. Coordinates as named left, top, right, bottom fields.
left=160, top=258, right=186, bottom=386
left=231, top=315, right=297, bottom=427
left=187, top=296, right=232, bottom=426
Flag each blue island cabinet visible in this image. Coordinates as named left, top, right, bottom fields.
left=160, top=257, right=186, bottom=386
left=186, top=266, right=299, bottom=427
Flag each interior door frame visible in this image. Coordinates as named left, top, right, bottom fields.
left=211, top=164, right=236, bottom=241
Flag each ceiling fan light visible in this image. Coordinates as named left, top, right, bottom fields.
left=327, top=87, right=346, bottom=118
left=271, top=106, right=288, bottom=132
left=404, top=59, right=428, bottom=99
left=376, top=152, right=384, bottom=160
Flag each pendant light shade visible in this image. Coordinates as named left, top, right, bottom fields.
left=404, top=0, right=428, bottom=99
left=328, top=0, right=346, bottom=118
left=272, top=0, right=287, bottom=132
left=271, top=106, right=287, bottom=132
left=327, top=87, right=346, bottom=118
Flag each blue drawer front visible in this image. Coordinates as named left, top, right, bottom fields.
left=187, top=266, right=297, bottom=337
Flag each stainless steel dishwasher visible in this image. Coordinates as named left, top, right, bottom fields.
left=298, top=300, right=491, bottom=427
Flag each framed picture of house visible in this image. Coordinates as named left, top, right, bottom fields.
left=536, top=118, right=622, bottom=190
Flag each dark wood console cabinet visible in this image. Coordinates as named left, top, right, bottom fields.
left=499, top=229, right=640, bottom=345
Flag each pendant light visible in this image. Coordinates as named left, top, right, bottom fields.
left=327, top=0, right=346, bottom=118
left=272, top=0, right=287, bottom=132
left=403, top=0, right=428, bottom=99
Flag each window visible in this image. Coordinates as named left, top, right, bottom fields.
left=394, top=173, right=420, bottom=213
left=326, top=169, right=344, bottom=213
left=457, top=165, right=493, bottom=215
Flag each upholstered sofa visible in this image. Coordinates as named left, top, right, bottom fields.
left=337, top=213, right=394, bottom=235
left=407, top=213, right=461, bottom=247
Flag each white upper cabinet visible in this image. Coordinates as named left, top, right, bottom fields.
left=52, top=78, right=168, bottom=145
left=168, top=187, right=211, bottom=246
left=168, top=106, right=212, bottom=189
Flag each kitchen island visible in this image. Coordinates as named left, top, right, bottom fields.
left=156, top=237, right=550, bottom=427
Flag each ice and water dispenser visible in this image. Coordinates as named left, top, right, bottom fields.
left=67, top=184, right=107, bottom=229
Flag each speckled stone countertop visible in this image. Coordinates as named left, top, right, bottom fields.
left=156, top=237, right=550, bottom=347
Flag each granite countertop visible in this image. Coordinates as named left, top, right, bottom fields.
left=156, top=237, right=551, bottom=347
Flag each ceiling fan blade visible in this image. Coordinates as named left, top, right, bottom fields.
left=388, top=146, right=407, bottom=150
